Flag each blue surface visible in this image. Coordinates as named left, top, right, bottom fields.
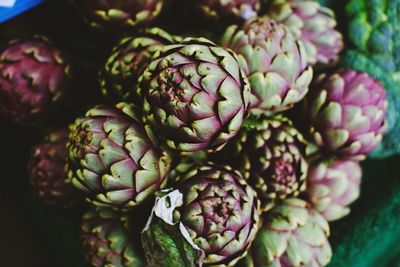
left=0, top=0, right=43, bottom=23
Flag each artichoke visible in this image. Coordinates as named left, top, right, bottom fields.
left=67, top=103, right=173, bottom=209
left=0, top=36, right=71, bottom=126
left=266, top=0, right=343, bottom=66
left=81, top=207, right=144, bottom=267
left=307, top=158, right=361, bottom=222
left=221, top=17, right=313, bottom=115
left=28, top=129, right=82, bottom=207
left=219, top=116, right=308, bottom=211
left=141, top=37, right=251, bottom=152
left=99, top=28, right=180, bottom=103
left=142, top=164, right=260, bottom=267
left=305, top=69, right=388, bottom=160
left=188, top=0, right=260, bottom=22
left=72, top=0, right=164, bottom=30
left=250, top=198, right=332, bottom=267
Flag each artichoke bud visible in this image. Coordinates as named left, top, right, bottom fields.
left=142, top=164, right=260, bottom=267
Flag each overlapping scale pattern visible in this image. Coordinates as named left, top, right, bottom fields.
left=73, top=0, right=164, bottom=30
left=250, top=198, right=332, bottom=267
left=191, top=0, right=260, bottom=22
left=28, top=129, right=82, bottom=206
left=176, top=164, right=260, bottom=266
left=0, top=36, right=71, bottom=125
left=307, top=158, right=361, bottom=221
left=68, top=103, right=173, bottom=209
left=99, top=28, right=180, bottom=103
left=306, top=69, right=388, bottom=159
left=266, top=0, right=343, bottom=66
left=221, top=17, right=312, bottom=115
left=141, top=38, right=251, bottom=152
left=221, top=116, right=308, bottom=210
left=81, top=207, right=144, bottom=267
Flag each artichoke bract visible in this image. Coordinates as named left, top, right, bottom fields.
left=28, top=129, right=82, bottom=207
left=141, top=37, right=251, bottom=152
left=142, top=164, right=260, bottom=267
left=250, top=198, right=332, bottom=267
left=67, top=103, right=173, bottom=209
left=221, top=17, right=313, bottom=115
left=189, top=0, right=260, bottom=22
left=72, top=0, right=164, bottom=30
left=0, top=36, right=71, bottom=126
left=220, top=116, right=308, bottom=210
left=81, top=207, right=144, bottom=267
left=266, top=0, right=343, bottom=66
left=307, top=158, right=361, bottom=222
left=99, top=28, right=180, bottom=103
left=305, top=69, right=388, bottom=160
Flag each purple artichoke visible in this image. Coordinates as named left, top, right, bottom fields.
left=220, top=116, right=308, bottom=211
left=221, top=17, right=313, bottom=115
left=72, top=0, right=164, bottom=30
left=142, top=164, right=260, bottom=267
left=250, top=198, right=332, bottom=267
left=307, top=158, right=362, bottom=221
left=67, top=103, right=174, bottom=209
left=188, top=0, right=260, bottom=22
left=140, top=37, right=251, bottom=152
left=0, top=36, right=71, bottom=126
left=305, top=69, right=388, bottom=159
left=81, top=207, right=145, bottom=267
left=99, top=28, right=180, bottom=103
left=28, top=129, right=82, bottom=207
left=266, top=0, right=344, bottom=66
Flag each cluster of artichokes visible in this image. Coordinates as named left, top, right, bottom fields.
left=0, top=0, right=389, bottom=266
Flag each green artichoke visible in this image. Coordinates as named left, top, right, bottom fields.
left=305, top=69, right=388, bottom=160
left=250, top=198, right=332, bottom=267
left=307, top=158, right=361, bottom=222
left=266, top=0, right=343, bottom=66
left=221, top=17, right=313, bottom=115
left=80, top=207, right=144, bottom=267
left=142, top=164, right=261, bottom=267
left=219, top=116, right=308, bottom=211
left=140, top=37, right=251, bottom=152
left=72, top=0, right=164, bottom=30
left=67, top=103, right=173, bottom=209
left=99, top=28, right=180, bottom=103
left=28, top=129, right=82, bottom=207
left=0, top=36, right=71, bottom=126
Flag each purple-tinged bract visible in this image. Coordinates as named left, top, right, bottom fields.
left=190, top=0, right=260, bottom=22
left=81, top=207, right=144, bottom=267
left=220, top=116, right=308, bottom=210
left=99, top=28, right=180, bottom=103
left=67, top=103, right=173, bottom=209
left=73, top=0, right=164, bottom=30
left=142, top=164, right=260, bottom=266
left=0, top=36, right=71, bottom=125
left=307, top=158, right=361, bottom=221
left=266, top=0, right=344, bottom=66
left=141, top=37, right=251, bottom=152
left=28, top=129, right=82, bottom=207
left=221, top=17, right=313, bottom=115
left=305, top=69, right=388, bottom=160
left=250, top=198, right=332, bottom=267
